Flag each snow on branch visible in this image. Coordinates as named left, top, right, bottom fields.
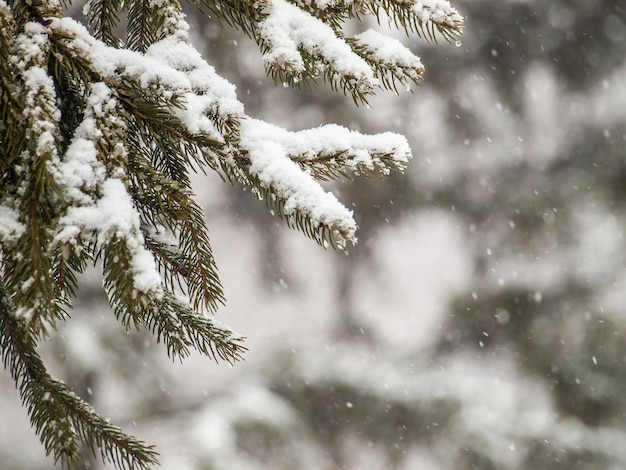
left=145, top=36, right=244, bottom=135
left=51, top=84, right=242, bottom=364
left=386, top=0, right=464, bottom=41
left=5, top=19, right=66, bottom=331
left=278, top=0, right=463, bottom=43
left=350, top=29, right=424, bottom=92
left=238, top=119, right=412, bottom=245
left=258, top=0, right=378, bottom=97
left=0, top=0, right=466, bottom=467
left=0, top=206, right=25, bottom=243
left=49, top=17, right=244, bottom=142
left=409, top=0, right=463, bottom=30
left=54, top=83, right=163, bottom=299
left=254, top=0, right=461, bottom=100
left=240, top=119, right=358, bottom=245
left=242, top=118, right=411, bottom=175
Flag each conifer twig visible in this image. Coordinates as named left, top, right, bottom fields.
left=0, top=285, right=159, bottom=470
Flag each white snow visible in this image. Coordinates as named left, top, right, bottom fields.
left=146, top=37, right=243, bottom=134
left=241, top=130, right=358, bottom=241
left=0, top=206, right=25, bottom=242
left=11, top=21, right=65, bottom=193
left=241, top=118, right=411, bottom=170
left=21, top=66, right=60, bottom=150
left=407, top=0, right=464, bottom=28
left=42, top=1, right=420, bottom=289
left=58, top=177, right=164, bottom=297
left=45, top=10, right=419, bottom=250
left=258, top=0, right=378, bottom=93
left=353, top=29, right=424, bottom=81
left=57, top=175, right=164, bottom=295
left=54, top=83, right=163, bottom=297
left=149, top=0, right=190, bottom=41
left=49, top=18, right=244, bottom=141
left=239, top=118, right=411, bottom=242
left=12, top=22, right=49, bottom=71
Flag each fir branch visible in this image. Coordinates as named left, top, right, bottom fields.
left=126, top=0, right=155, bottom=52
left=365, top=0, right=463, bottom=42
left=232, top=151, right=358, bottom=248
left=143, top=233, right=191, bottom=291
left=241, top=119, right=411, bottom=180
left=229, top=119, right=412, bottom=247
left=101, top=233, right=165, bottom=328
left=257, top=0, right=378, bottom=105
left=189, top=0, right=264, bottom=36
left=179, top=213, right=225, bottom=311
left=116, top=80, right=226, bottom=172
left=348, top=30, right=424, bottom=94
left=102, top=236, right=241, bottom=361
left=125, top=146, right=226, bottom=311
left=218, top=156, right=343, bottom=247
left=168, top=295, right=246, bottom=363
left=47, top=48, right=89, bottom=150
left=50, top=82, right=126, bottom=311
left=281, top=0, right=464, bottom=53
left=7, top=0, right=62, bottom=29
left=0, top=0, right=464, bottom=467
left=0, top=1, right=21, bottom=178
left=50, top=79, right=231, bottom=360
left=290, top=147, right=407, bottom=180
left=49, top=21, right=231, bottom=179
left=50, top=24, right=229, bottom=318
left=124, top=122, right=227, bottom=316
left=52, top=243, right=89, bottom=301
left=49, top=17, right=244, bottom=157
left=0, top=286, right=159, bottom=470
left=5, top=22, right=68, bottom=334
left=252, top=172, right=354, bottom=248
left=84, top=0, right=124, bottom=47
left=126, top=0, right=187, bottom=51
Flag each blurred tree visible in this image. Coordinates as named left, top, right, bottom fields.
left=0, top=0, right=463, bottom=468
left=176, top=1, right=626, bottom=469
left=8, top=0, right=624, bottom=469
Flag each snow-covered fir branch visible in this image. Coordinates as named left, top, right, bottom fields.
left=0, top=0, right=463, bottom=468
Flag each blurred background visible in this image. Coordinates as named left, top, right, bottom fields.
left=2, top=0, right=626, bottom=468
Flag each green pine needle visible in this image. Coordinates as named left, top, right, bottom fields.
left=0, top=0, right=462, bottom=467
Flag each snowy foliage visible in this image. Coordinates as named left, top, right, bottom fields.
left=0, top=0, right=462, bottom=468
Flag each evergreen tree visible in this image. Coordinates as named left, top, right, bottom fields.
left=203, top=1, right=626, bottom=469
left=0, top=0, right=463, bottom=468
